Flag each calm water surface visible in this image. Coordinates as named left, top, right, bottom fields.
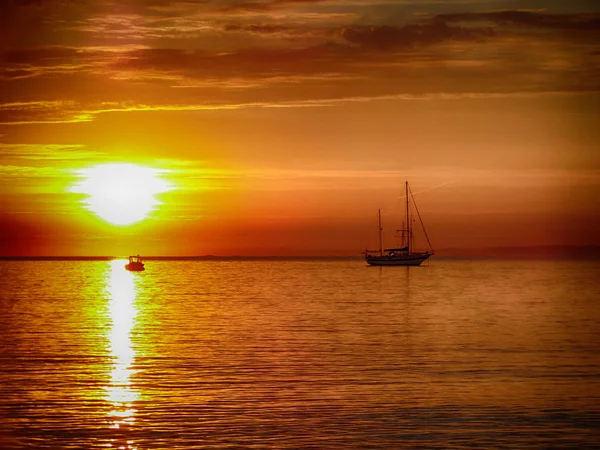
left=0, top=259, right=599, bottom=448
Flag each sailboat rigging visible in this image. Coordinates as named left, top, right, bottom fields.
left=364, top=181, right=434, bottom=266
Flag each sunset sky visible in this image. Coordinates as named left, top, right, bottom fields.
left=1, top=0, right=599, bottom=256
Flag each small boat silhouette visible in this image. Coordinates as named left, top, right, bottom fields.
left=125, top=255, right=145, bottom=271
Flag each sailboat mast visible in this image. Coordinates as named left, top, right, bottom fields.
left=401, top=221, right=405, bottom=249
left=378, top=208, right=383, bottom=257
left=405, top=181, right=410, bottom=253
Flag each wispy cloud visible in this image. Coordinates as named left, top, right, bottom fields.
left=1, top=89, right=597, bottom=125
left=0, top=101, right=95, bottom=125
left=0, top=164, right=73, bottom=178
left=0, top=143, right=103, bottom=160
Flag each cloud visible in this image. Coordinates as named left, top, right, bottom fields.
left=0, top=164, right=73, bottom=178
left=2, top=46, right=78, bottom=65
left=0, top=69, right=36, bottom=80
left=0, top=46, right=110, bottom=81
left=219, top=0, right=330, bottom=13
left=0, top=143, right=103, bottom=161
left=2, top=90, right=592, bottom=125
left=0, top=101, right=94, bottom=125
left=222, top=23, right=327, bottom=38
left=440, top=11, right=600, bottom=32
left=105, top=45, right=349, bottom=82
left=340, top=21, right=492, bottom=50
left=0, top=4, right=598, bottom=125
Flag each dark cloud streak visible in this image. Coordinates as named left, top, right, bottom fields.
left=341, top=21, right=492, bottom=50
left=441, top=11, right=600, bottom=32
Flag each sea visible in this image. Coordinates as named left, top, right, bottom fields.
left=0, top=258, right=599, bottom=449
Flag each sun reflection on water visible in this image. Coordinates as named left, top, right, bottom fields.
left=105, top=259, right=139, bottom=441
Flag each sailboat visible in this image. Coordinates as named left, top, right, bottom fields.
left=365, top=181, right=434, bottom=266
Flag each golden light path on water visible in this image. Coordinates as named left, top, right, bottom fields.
left=105, top=259, right=139, bottom=447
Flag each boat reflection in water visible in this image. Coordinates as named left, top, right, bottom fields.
left=105, top=259, right=139, bottom=444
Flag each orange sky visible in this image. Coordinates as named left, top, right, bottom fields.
left=1, top=0, right=599, bottom=256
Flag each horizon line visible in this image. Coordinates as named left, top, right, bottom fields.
left=1, top=245, right=600, bottom=261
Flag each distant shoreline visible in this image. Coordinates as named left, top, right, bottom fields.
left=1, top=246, right=600, bottom=261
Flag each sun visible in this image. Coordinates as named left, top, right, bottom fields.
left=71, top=163, right=172, bottom=226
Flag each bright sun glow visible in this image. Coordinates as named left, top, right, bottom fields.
left=71, top=163, right=172, bottom=225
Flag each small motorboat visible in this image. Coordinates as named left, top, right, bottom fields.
left=125, top=255, right=145, bottom=271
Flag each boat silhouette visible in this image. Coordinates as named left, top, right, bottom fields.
left=125, top=255, right=145, bottom=271
left=365, top=181, right=434, bottom=266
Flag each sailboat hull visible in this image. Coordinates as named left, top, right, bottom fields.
left=365, top=252, right=431, bottom=266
